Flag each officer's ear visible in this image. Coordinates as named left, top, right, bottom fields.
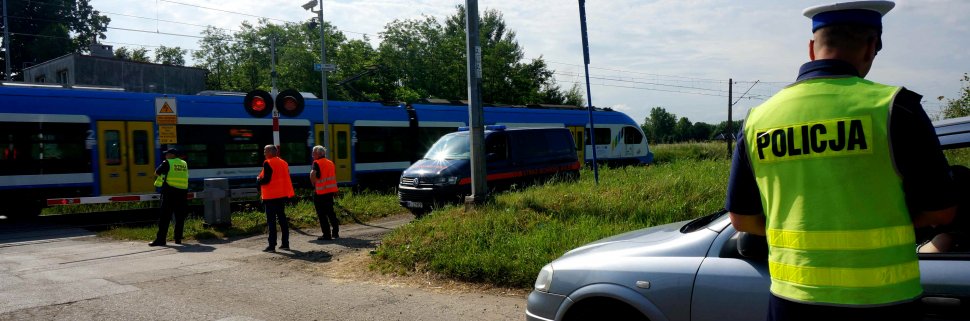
left=809, top=39, right=817, bottom=61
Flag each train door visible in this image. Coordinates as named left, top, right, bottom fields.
left=97, top=121, right=156, bottom=195
left=567, top=126, right=585, bottom=163
left=315, top=124, right=352, bottom=183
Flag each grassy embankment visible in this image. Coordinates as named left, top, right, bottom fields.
left=372, top=142, right=731, bottom=288
left=95, top=189, right=402, bottom=241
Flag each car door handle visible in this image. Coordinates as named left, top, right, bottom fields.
left=137, top=172, right=147, bottom=177
left=922, top=296, right=961, bottom=307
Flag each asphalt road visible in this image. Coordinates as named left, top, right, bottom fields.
left=0, top=215, right=524, bottom=321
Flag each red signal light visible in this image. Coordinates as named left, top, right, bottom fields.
left=252, top=97, right=267, bottom=112
left=275, top=89, right=305, bottom=117
left=243, top=90, right=273, bottom=118
left=282, top=97, right=298, bottom=111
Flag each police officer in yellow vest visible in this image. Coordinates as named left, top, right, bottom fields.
left=310, top=145, right=340, bottom=240
left=150, top=148, right=189, bottom=246
left=727, top=1, right=958, bottom=320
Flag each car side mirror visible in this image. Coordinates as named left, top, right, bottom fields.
left=737, top=232, right=768, bottom=259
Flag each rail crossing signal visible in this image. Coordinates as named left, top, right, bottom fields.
left=244, top=89, right=305, bottom=118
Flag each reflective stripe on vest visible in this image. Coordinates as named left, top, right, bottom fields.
left=744, top=76, right=920, bottom=306
left=314, top=158, right=338, bottom=195
left=165, top=158, right=189, bottom=190
left=259, top=156, right=295, bottom=200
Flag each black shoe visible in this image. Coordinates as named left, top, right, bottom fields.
left=174, top=239, right=182, bottom=245
left=317, top=235, right=332, bottom=241
left=332, top=232, right=339, bottom=239
left=263, top=246, right=275, bottom=252
left=148, top=241, right=166, bottom=247
left=279, top=244, right=290, bottom=250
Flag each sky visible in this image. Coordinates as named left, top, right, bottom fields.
left=88, top=0, right=970, bottom=125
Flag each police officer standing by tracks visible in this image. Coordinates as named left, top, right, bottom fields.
left=258, top=145, right=295, bottom=252
left=726, top=1, right=957, bottom=320
left=150, top=148, right=189, bottom=246
left=310, top=145, right=340, bottom=240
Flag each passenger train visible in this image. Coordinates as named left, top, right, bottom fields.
left=0, top=83, right=653, bottom=217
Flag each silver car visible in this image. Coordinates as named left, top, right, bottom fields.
left=526, top=116, right=970, bottom=321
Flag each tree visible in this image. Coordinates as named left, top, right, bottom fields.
left=375, top=5, right=570, bottom=104
left=642, top=107, right=677, bottom=144
left=114, top=46, right=150, bottom=62
left=0, top=0, right=110, bottom=80
left=154, top=46, right=187, bottom=66
left=939, top=73, right=970, bottom=119
left=675, top=117, right=693, bottom=142
left=690, top=122, right=714, bottom=141
left=711, top=120, right=743, bottom=140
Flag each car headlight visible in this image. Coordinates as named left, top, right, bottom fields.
left=434, top=176, right=459, bottom=186
left=534, top=264, right=554, bottom=292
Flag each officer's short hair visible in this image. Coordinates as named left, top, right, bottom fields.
left=814, top=24, right=882, bottom=53
left=312, top=145, right=327, bottom=156
left=264, top=145, right=278, bottom=155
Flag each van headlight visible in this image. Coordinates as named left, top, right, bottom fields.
left=434, top=176, right=459, bottom=186
left=534, top=264, right=554, bottom=292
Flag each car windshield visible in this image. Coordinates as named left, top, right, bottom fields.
left=423, top=133, right=470, bottom=160
left=680, top=209, right=728, bottom=233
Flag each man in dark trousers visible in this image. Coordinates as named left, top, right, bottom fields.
left=310, top=145, right=339, bottom=240
left=150, top=148, right=189, bottom=246
left=726, top=1, right=956, bottom=320
left=257, top=145, right=295, bottom=252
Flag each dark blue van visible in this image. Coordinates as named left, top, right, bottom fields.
left=398, top=126, right=580, bottom=215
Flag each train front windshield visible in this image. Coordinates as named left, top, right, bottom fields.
left=423, top=133, right=470, bottom=161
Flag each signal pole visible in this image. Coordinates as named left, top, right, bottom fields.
left=270, top=37, right=280, bottom=148
left=578, top=0, right=599, bottom=184
left=3, top=0, right=11, bottom=80
left=464, top=0, right=487, bottom=208
left=315, top=0, right=330, bottom=151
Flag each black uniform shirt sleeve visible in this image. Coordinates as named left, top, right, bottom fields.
left=258, top=161, right=273, bottom=185
left=155, top=160, right=169, bottom=176
left=891, top=88, right=957, bottom=213
left=312, top=162, right=321, bottom=179
left=725, top=127, right=765, bottom=215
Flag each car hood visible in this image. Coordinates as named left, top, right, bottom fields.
left=401, top=159, right=469, bottom=178
left=557, top=219, right=720, bottom=261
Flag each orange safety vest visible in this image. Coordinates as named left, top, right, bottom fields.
left=314, top=158, right=338, bottom=195
left=259, top=156, right=295, bottom=200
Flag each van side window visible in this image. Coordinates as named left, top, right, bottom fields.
left=623, top=126, right=644, bottom=144
left=585, top=128, right=612, bottom=145
left=486, top=134, right=508, bottom=161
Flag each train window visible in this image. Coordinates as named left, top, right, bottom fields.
left=105, top=130, right=122, bottom=166
left=225, top=143, right=261, bottom=166
left=183, top=144, right=208, bottom=167
left=132, top=130, right=149, bottom=165
left=355, top=126, right=410, bottom=163
left=584, top=128, right=612, bottom=145
left=337, top=131, right=348, bottom=160
left=1, top=122, right=90, bottom=175
left=623, top=126, right=643, bottom=144
left=281, top=142, right=307, bottom=164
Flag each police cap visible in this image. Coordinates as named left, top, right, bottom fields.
left=803, top=1, right=895, bottom=32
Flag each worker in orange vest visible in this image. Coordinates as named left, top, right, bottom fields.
left=257, top=145, right=295, bottom=252
left=310, top=145, right=339, bottom=240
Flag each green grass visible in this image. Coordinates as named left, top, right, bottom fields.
left=372, top=142, right=730, bottom=288
left=43, top=201, right=164, bottom=215
left=97, top=189, right=404, bottom=241
left=946, top=148, right=970, bottom=168
left=650, top=142, right=731, bottom=164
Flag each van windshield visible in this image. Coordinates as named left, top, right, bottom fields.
left=423, top=133, right=470, bottom=160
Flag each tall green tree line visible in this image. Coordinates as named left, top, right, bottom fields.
left=641, top=106, right=740, bottom=144
left=192, top=6, right=581, bottom=105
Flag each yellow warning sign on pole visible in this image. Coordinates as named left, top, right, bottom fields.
left=159, top=125, right=177, bottom=144
left=155, top=97, right=178, bottom=125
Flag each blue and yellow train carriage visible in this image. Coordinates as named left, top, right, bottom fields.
left=0, top=84, right=652, bottom=217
